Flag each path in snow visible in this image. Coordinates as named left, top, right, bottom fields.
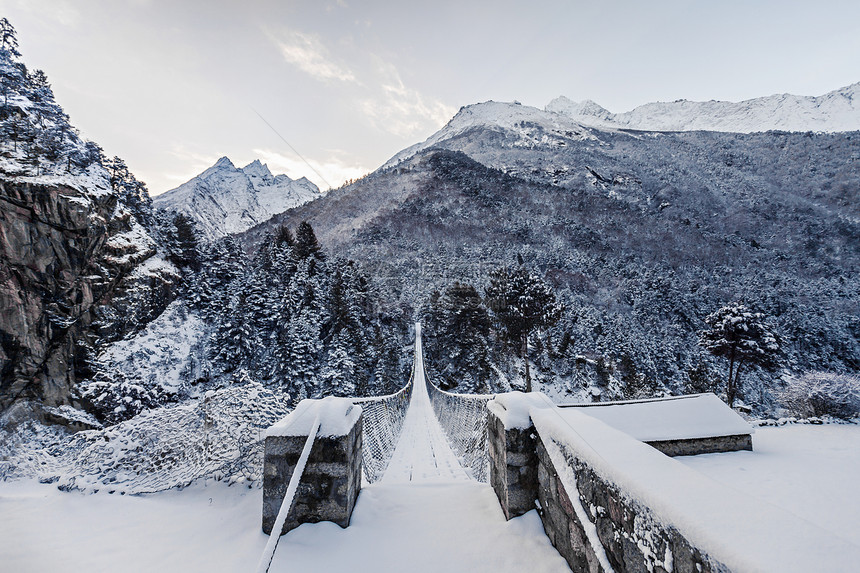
left=271, top=482, right=569, bottom=572
left=382, top=327, right=469, bottom=483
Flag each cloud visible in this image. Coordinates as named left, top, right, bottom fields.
left=360, top=59, right=456, bottom=138
left=159, top=145, right=222, bottom=189
left=273, top=30, right=357, bottom=83
left=9, top=0, right=80, bottom=27
left=252, top=148, right=369, bottom=190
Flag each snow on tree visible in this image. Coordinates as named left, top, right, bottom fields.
left=321, top=331, right=357, bottom=397
left=167, top=213, right=201, bottom=271
left=294, top=220, right=324, bottom=261
left=700, top=303, right=779, bottom=407
left=781, top=372, right=860, bottom=420
left=428, top=282, right=492, bottom=392
left=485, top=265, right=562, bottom=392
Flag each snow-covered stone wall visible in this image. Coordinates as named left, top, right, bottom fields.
left=488, top=392, right=860, bottom=572
left=262, top=398, right=363, bottom=535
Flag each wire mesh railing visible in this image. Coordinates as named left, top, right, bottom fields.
left=425, top=372, right=494, bottom=483
left=0, top=381, right=289, bottom=494
left=352, top=361, right=414, bottom=483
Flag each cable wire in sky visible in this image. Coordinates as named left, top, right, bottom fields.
left=252, top=109, right=332, bottom=190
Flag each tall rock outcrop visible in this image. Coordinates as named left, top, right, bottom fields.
left=0, top=172, right=178, bottom=413
left=0, top=20, right=178, bottom=418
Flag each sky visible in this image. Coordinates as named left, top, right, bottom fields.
left=1, top=0, right=859, bottom=195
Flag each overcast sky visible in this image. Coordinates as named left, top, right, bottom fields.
left=2, top=0, right=859, bottom=194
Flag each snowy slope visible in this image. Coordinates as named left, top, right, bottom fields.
left=547, top=82, right=860, bottom=133
left=383, top=100, right=598, bottom=168
left=153, top=157, right=321, bottom=242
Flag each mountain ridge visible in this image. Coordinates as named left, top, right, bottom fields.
left=546, top=82, right=860, bottom=133
left=243, top=96, right=859, bottom=407
left=153, top=157, right=320, bottom=242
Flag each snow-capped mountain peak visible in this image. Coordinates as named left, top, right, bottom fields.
left=546, top=82, right=860, bottom=133
left=241, top=159, right=274, bottom=184
left=153, top=157, right=321, bottom=241
left=383, top=100, right=598, bottom=168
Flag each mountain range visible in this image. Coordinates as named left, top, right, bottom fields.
left=246, top=94, right=859, bottom=406
left=152, top=158, right=320, bottom=242
left=545, top=82, right=860, bottom=133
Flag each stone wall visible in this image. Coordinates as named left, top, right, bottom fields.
left=487, top=396, right=732, bottom=572
left=487, top=407, right=538, bottom=519
left=262, top=412, right=362, bottom=535
left=535, top=435, right=730, bottom=573
left=646, top=434, right=752, bottom=457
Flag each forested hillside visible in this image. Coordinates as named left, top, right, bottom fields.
left=247, top=102, right=859, bottom=412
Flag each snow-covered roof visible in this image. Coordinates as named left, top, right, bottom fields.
left=558, top=393, right=752, bottom=442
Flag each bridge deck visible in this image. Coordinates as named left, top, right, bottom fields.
left=382, top=331, right=468, bottom=483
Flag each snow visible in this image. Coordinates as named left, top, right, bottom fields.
left=266, top=397, right=360, bottom=438
left=382, top=100, right=598, bottom=169
left=128, top=254, right=180, bottom=281
left=558, top=393, right=752, bottom=442
left=539, top=431, right=615, bottom=572
left=530, top=406, right=860, bottom=572
left=383, top=335, right=469, bottom=483
left=13, top=163, right=114, bottom=198
left=547, top=82, right=860, bottom=133
left=153, top=157, right=321, bottom=242
left=41, top=405, right=102, bottom=429
left=0, top=479, right=570, bottom=573
left=103, top=207, right=157, bottom=266
left=678, top=424, right=860, bottom=546
left=487, top=391, right=555, bottom=430
left=96, top=300, right=204, bottom=395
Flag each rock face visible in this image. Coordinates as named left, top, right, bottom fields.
left=153, top=157, right=321, bottom=242
left=0, top=176, right=177, bottom=414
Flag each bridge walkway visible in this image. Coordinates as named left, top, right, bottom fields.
left=382, top=326, right=469, bottom=483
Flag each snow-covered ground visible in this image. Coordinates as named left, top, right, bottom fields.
left=0, top=478, right=568, bottom=572
left=678, top=423, right=860, bottom=546
left=0, top=327, right=570, bottom=573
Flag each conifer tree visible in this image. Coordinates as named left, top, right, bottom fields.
left=434, top=282, right=492, bottom=392
left=168, top=213, right=201, bottom=271
left=294, top=220, right=324, bottom=260
left=485, top=265, right=562, bottom=392
left=700, top=303, right=779, bottom=407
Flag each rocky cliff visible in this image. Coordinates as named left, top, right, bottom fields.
left=0, top=172, right=178, bottom=417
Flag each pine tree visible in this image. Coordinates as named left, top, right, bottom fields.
left=168, top=213, right=201, bottom=271
left=485, top=265, right=562, bottom=392
left=434, top=282, right=492, bottom=392
left=700, top=303, right=779, bottom=407
left=294, top=220, right=324, bottom=261
left=209, top=291, right=258, bottom=373
left=321, top=331, right=357, bottom=397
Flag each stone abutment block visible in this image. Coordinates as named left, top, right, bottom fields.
left=262, top=400, right=363, bottom=535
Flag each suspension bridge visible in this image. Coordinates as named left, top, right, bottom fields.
left=256, top=324, right=859, bottom=573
